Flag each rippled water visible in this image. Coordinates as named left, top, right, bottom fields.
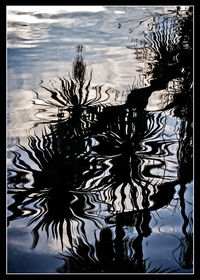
left=7, top=6, right=193, bottom=274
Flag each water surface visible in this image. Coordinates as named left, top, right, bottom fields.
left=7, top=5, right=193, bottom=274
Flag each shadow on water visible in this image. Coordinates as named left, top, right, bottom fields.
left=7, top=7, right=193, bottom=273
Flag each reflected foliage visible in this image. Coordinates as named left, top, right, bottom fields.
left=57, top=225, right=176, bottom=273
left=7, top=6, right=193, bottom=273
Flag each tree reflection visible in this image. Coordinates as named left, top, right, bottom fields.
left=7, top=6, right=193, bottom=273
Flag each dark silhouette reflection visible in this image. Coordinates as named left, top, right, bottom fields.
left=56, top=213, right=175, bottom=273
left=125, top=6, right=193, bottom=112
left=7, top=7, right=193, bottom=274
left=171, top=184, right=193, bottom=269
left=35, top=47, right=109, bottom=110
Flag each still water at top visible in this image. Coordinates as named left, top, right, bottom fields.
left=7, top=6, right=193, bottom=273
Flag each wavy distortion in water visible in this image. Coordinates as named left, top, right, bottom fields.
left=7, top=6, right=193, bottom=274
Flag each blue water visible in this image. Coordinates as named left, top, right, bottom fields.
left=7, top=5, right=193, bottom=274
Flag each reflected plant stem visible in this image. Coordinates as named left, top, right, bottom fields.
left=173, top=183, right=193, bottom=269
left=179, top=184, right=189, bottom=235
